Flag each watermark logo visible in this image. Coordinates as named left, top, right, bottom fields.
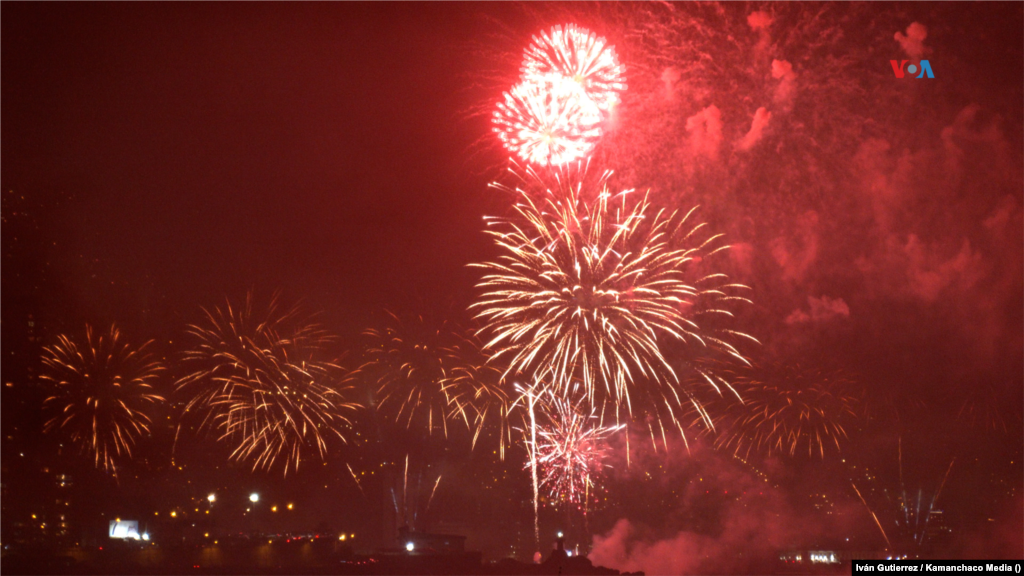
left=891, top=59, right=935, bottom=78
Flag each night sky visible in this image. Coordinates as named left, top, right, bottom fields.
left=2, top=2, right=1022, bottom=570
left=2, top=3, right=512, bottom=329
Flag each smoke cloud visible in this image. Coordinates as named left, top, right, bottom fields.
left=895, top=22, right=930, bottom=59
left=591, top=442, right=867, bottom=575
left=685, top=105, right=723, bottom=160
left=736, top=107, right=771, bottom=152
left=785, top=295, right=850, bottom=325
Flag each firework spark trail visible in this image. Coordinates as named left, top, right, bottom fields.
left=346, top=463, right=368, bottom=500
left=697, top=362, right=859, bottom=460
left=472, top=168, right=756, bottom=437
left=850, top=446, right=957, bottom=552
left=176, top=293, right=360, bottom=476
left=385, top=455, right=442, bottom=530
left=40, top=325, right=165, bottom=475
left=956, top=381, right=1014, bottom=433
left=852, top=481, right=892, bottom=550
left=425, top=475, right=443, bottom=514
left=510, top=382, right=543, bottom=552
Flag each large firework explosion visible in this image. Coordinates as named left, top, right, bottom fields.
left=694, top=361, right=861, bottom=460
left=493, top=24, right=625, bottom=167
left=40, top=325, right=165, bottom=475
left=521, top=24, right=626, bottom=113
left=176, top=293, right=360, bottom=476
left=472, top=167, right=756, bottom=436
left=493, top=76, right=603, bottom=168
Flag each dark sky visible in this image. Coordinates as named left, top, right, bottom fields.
left=3, top=3, right=516, bottom=336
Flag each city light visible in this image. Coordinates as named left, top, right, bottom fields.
left=406, top=542, right=414, bottom=552
left=207, top=494, right=215, bottom=503
left=249, top=493, right=259, bottom=503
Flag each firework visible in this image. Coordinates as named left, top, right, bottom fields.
left=352, top=311, right=468, bottom=437
left=521, top=24, right=626, bottom=112
left=493, top=76, right=603, bottom=167
left=850, top=441, right=956, bottom=552
left=957, top=381, right=1015, bottom=434
left=510, top=382, right=544, bottom=550
left=472, top=169, right=756, bottom=433
left=176, top=293, right=360, bottom=476
left=384, top=454, right=443, bottom=530
left=701, top=362, right=860, bottom=460
left=439, top=333, right=515, bottom=457
left=529, top=387, right=624, bottom=508
left=492, top=24, right=625, bottom=167
left=40, top=325, right=165, bottom=475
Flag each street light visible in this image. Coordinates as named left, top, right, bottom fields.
left=249, top=493, right=259, bottom=504
left=207, top=494, right=216, bottom=504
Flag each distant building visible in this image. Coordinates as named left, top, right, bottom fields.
left=924, top=509, right=952, bottom=549
left=397, top=525, right=466, bottom=554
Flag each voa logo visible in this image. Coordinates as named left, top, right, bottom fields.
left=891, top=59, right=935, bottom=78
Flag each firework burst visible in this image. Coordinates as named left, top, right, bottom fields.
left=699, top=362, right=860, bottom=460
left=353, top=311, right=467, bottom=437
left=493, top=24, right=625, bottom=167
left=439, top=333, right=515, bottom=457
left=40, top=325, right=165, bottom=475
left=521, top=24, right=626, bottom=112
left=529, top=387, right=624, bottom=508
left=176, top=293, right=360, bottom=476
left=493, top=76, right=603, bottom=167
left=472, top=168, right=756, bottom=433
